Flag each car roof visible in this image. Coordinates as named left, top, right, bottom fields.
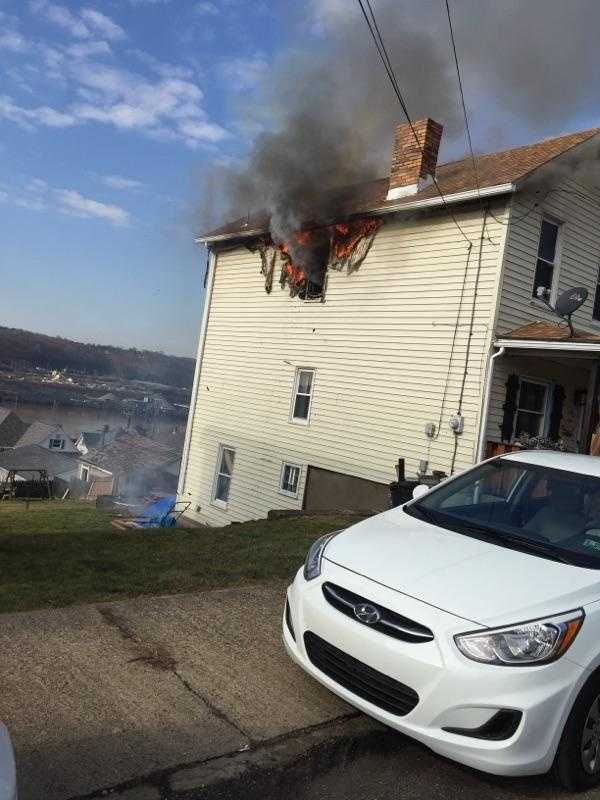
left=500, top=450, right=600, bottom=478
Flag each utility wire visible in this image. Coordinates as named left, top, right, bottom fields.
left=356, top=0, right=474, bottom=246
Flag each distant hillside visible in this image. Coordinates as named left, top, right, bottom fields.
left=0, top=326, right=195, bottom=388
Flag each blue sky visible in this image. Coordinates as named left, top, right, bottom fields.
left=0, top=0, right=288, bottom=356
left=2, top=0, right=599, bottom=357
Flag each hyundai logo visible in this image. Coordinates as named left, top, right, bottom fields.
left=353, top=602, right=381, bottom=625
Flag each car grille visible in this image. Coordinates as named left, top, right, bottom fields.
left=322, top=582, right=434, bottom=643
left=304, top=631, right=419, bottom=716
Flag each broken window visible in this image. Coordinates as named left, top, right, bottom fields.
left=247, top=217, right=383, bottom=300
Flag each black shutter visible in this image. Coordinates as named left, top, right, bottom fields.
left=500, top=374, right=520, bottom=442
left=548, top=384, right=565, bottom=440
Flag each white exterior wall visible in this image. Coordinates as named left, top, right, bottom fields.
left=485, top=177, right=600, bottom=445
left=180, top=202, right=509, bottom=526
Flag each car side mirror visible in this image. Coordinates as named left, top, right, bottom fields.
left=412, top=484, right=429, bottom=501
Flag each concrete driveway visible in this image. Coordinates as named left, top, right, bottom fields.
left=0, top=584, right=594, bottom=800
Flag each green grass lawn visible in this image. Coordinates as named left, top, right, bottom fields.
left=0, top=500, right=363, bottom=614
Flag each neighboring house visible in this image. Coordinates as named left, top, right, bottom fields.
left=75, top=428, right=119, bottom=455
left=178, top=119, right=600, bottom=526
left=79, top=431, right=180, bottom=498
left=0, top=445, right=79, bottom=484
left=0, top=408, right=29, bottom=451
left=13, top=421, right=77, bottom=453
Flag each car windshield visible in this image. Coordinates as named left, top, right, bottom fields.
left=405, top=459, right=600, bottom=568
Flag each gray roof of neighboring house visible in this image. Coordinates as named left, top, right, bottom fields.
left=14, top=421, right=66, bottom=448
left=0, top=407, right=30, bottom=448
left=0, top=445, right=78, bottom=477
left=82, top=431, right=178, bottom=476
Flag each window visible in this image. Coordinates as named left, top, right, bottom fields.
left=291, top=368, right=315, bottom=423
left=280, top=463, right=301, bottom=496
left=532, top=218, right=560, bottom=299
left=81, top=466, right=89, bottom=483
left=593, top=266, right=600, bottom=321
left=212, top=446, right=235, bottom=507
left=514, top=378, right=550, bottom=439
left=49, top=438, right=65, bottom=449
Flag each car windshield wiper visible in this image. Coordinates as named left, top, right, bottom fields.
left=499, top=534, right=575, bottom=565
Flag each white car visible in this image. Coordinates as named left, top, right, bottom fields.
left=0, top=725, right=16, bottom=800
left=284, top=451, right=600, bottom=791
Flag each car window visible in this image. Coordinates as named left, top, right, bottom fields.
left=406, top=459, right=600, bottom=568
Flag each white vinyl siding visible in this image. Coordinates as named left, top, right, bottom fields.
left=180, top=201, right=509, bottom=525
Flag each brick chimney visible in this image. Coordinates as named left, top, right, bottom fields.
left=386, top=118, right=443, bottom=201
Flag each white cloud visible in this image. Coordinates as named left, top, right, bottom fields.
left=196, top=2, right=218, bottom=14
left=15, top=195, right=46, bottom=211
left=67, top=40, right=112, bottom=60
left=218, top=56, right=267, bottom=91
left=25, top=177, right=49, bottom=193
left=178, top=119, right=230, bottom=144
left=0, top=190, right=8, bottom=203
left=55, top=189, right=131, bottom=226
left=0, top=31, right=29, bottom=52
left=80, top=8, right=126, bottom=42
left=129, top=48, right=194, bottom=80
left=100, top=174, right=143, bottom=190
left=0, top=95, right=77, bottom=129
left=29, top=1, right=91, bottom=38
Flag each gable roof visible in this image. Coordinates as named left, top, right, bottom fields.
left=82, top=431, right=179, bottom=476
left=0, top=408, right=29, bottom=448
left=202, top=127, right=600, bottom=242
left=14, top=420, right=67, bottom=448
left=0, top=445, right=77, bottom=477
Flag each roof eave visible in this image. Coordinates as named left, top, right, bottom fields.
left=495, top=338, right=600, bottom=352
left=195, top=182, right=516, bottom=246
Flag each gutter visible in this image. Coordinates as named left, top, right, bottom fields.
left=495, top=338, right=600, bottom=353
left=475, top=346, right=505, bottom=462
left=177, top=250, right=217, bottom=499
left=196, top=183, right=516, bottom=245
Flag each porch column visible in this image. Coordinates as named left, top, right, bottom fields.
left=581, top=359, right=600, bottom=453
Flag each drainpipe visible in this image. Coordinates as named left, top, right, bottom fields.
left=476, top=346, right=506, bottom=462
left=177, top=249, right=217, bottom=498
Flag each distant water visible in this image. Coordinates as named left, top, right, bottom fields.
left=8, top=401, right=186, bottom=439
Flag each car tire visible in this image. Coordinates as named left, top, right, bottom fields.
left=554, top=672, right=600, bottom=791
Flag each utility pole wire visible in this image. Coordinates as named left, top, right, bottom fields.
left=356, top=0, right=473, bottom=246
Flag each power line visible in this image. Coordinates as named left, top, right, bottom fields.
left=356, top=0, right=474, bottom=246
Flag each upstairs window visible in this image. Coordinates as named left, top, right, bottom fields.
left=49, top=438, right=65, bottom=449
left=81, top=466, right=89, bottom=483
left=532, top=219, right=560, bottom=300
left=212, top=445, right=235, bottom=508
left=280, top=463, right=301, bottom=497
left=593, top=265, right=600, bottom=321
left=291, top=368, right=315, bottom=424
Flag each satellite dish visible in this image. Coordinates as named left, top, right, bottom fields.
left=538, top=286, right=588, bottom=336
left=555, top=287, right=588, bottom=317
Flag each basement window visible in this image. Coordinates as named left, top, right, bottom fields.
left=212, top=445, right=235, bottom=508
left=291, top=368, right=315, bottom=424
left=280, top=463, right=301, bottom=497
left=593, top=265, right=600, bottom=321
left=532, top=218, right=561, bottom=300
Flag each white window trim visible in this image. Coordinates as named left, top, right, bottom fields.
left=531, top=215, right=563, bottom=306
left=512, top=377, right=552, bottom=441
left=289, top=367, right=315, bottom=426
left=81, top=466, right=89, bottom=482
left=49, top=438, right=65, bottom=449
left=279, top=462, right=302, bottom=498
left=211, top=444, right=236, bottom=510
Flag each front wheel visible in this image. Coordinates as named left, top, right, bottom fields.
left=554, top=674, right=600, bottom=790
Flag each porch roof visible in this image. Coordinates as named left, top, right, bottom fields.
left=495, top=321, right=600, bottom=352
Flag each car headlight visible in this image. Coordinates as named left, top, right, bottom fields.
left=303, top=530, right=344, bottom=581
left=454, top=609, right=584, bottom=666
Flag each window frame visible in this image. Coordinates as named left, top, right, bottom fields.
left=279, top=462, right=302, bottom=498
left=49, top=438, right=65, bottom=450
left=531, top=215, right=562, bottom=304
left=591, top=264, right=600, bottom=322
left=211, top=444, right=236, bottom=510
left=289, top=367, right=315, bottom=425
left=81, top=466, right=89, bottom=483
left=512, top=377, right=551, bottom=441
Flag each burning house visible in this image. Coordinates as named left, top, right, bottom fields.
left=178, top=120, right=600, bottom=526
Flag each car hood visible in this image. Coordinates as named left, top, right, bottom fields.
left=324, top=506, right=600, bottom=626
